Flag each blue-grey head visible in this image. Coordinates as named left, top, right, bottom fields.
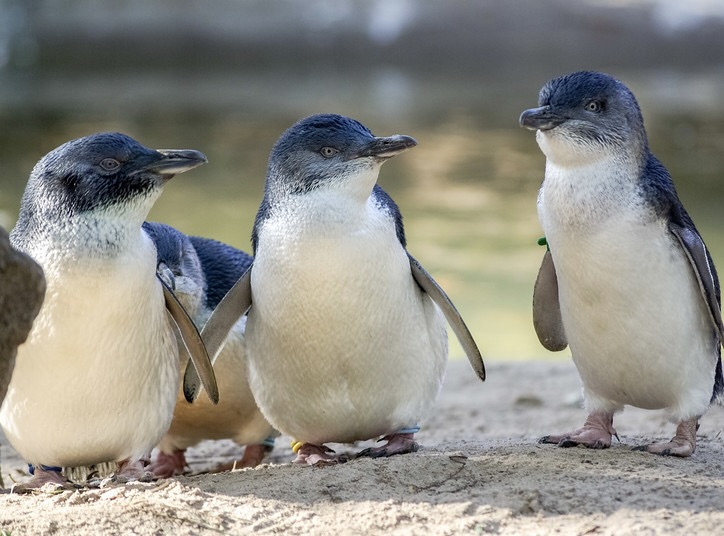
left=12, top=132, right=206, bottom=253
left=519, top=71, right=648, bottom=166
left=263, top=114, right=417, bottom=200
left=253, top=114, right=416, bottom=251
left=252, top=114, right=417, bottom=251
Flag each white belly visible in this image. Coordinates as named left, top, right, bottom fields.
left=0, top=241, right=179, bottom=467
left=246, top=200, right=448, bottom=444
left=540, top=166, right=717, bottom=420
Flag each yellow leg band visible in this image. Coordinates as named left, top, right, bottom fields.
left=291, top=440, right=304, bottom=454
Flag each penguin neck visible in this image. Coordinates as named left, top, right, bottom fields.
left=267, top=166, right=381, bottom=227
left=279, top=187, right=371, bottom=231
left=538, top=147, right=646, bottom=233
left=14, top=201, right=155, bottom=264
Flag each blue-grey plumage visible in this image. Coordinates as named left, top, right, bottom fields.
left=0, top=132, right=215, bottom=490
left=520, top=71, right=724, bottom=456
left=142, top=222, right=275, bottom=476
left=196, top=114, right=484, bottom=465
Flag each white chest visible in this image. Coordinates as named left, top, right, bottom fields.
left=246, top=193, right=447, bottom=443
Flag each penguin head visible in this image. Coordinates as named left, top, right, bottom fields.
left=519, top=71, right=648, bottom=166
left=264, top=114, right=417, bottom=201
left=13, top=132, right=206, bottom=251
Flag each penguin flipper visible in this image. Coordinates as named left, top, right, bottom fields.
left=407, top=253, right=486, bottom=381
left=670, top=223, right=724, bottom=343
left=159, top=276, right=219, bottom=404
left=183, top=265, right=253, bottom=402
left=533, top=250, right=568, bottom=352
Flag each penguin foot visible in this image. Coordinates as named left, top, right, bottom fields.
left=113, top=459, right=156, bottom=483
left=357, top=433, right=420, bottom=458
left=11, top=467, right=78, bottom=494
left=149, top=450, right=187, bottom=478
left=633, top=418, right=698, bottom=457
left=213, top=443, right=271, bottom=472
left=539, top=411, right=617, bottom=450
left=293, top=443, right=342, bottom=466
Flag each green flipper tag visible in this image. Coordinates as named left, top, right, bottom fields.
left=537, top=236, right=549, bottom=251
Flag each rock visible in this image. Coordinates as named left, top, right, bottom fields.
left=0, top=226, right=45, bottom=405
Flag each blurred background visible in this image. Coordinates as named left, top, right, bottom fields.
left=1, top=0, right=723, bottom=361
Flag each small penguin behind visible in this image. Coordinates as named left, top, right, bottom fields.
left=187, top=114, right=485, bottom=465
left=1, top=132, right=218, bottom=490
left=142, top=222, right=276, bottom=476
left=520, top=71, right=724, bottom=456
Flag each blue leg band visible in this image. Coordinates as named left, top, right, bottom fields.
left=28, top=464, right=63, bottom=475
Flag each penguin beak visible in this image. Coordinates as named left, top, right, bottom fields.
left=519, top=106, right=567, bottom=131
left=139, top=149, right=208, bottom=176
left=353, top=135, right=418, bottom=160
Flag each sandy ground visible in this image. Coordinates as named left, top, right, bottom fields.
left=1, top=358, right=723, bottom=535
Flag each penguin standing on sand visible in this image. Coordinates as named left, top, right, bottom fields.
left=520, top=71, right=724, bottom=456
left=1, top=132, right=218, bottom=489
left=189, top=114, right=485, bottom=465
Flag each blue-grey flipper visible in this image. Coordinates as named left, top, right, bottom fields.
left=183, top=265, right=253, bottom=402
left=408, top=253, right=486, bottom=381
left=669, top=223, right=724, bottom=344
left=158, top=275, right=219, bottom=404
left=532, top=249, right=568, bottom=352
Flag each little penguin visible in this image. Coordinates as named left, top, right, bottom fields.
left=185, top=114, right=485, bottom=465
left=142, top=222, right=276, bottom=476
left=1, top=132, right=218, bottom=489
left=520, top=71, right=724, bottom=457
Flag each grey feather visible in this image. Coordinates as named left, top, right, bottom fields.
left=159, top=275, right=219, bottom=404
left=670, top=223, right=724, bottom=344
left=408, top=253, right=485, bottom=381
left=182, top=265, right=253, bottom=402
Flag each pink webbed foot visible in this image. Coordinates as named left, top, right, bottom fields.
left=149, top=450, right=187, bottom=478
left=292, top=443, right=343, bottom=466
left=356, top=433, right=420, bottom=459
left=114, top=458, right=155, bottom=483
left=12, top=466, right=77, bottom=494
left=633, top=418, right=698, bottom=457
left=213, top=443, right=271, bottom=472
left=539, top=411, right=617, bottom=450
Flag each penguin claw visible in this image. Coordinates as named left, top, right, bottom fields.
left=292, top=443, right=342, bottom=466
left=356, top=433, right=419, bottom=459
left=558, top=438, right=609, bottom=449
left=539, top=411, right=616, bottom=450
left=114, top=459, right=156, bottom=483
left=632, top=418, right=698, bottom=458
left=634, top=442, right=694, bottom=457
left=11, top=468, right=78, bottom=494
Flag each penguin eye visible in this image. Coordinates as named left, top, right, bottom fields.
left=319, top=147, right=339, bottom=158
left=585, top=100, right=604, bottom=113
left=99, top=158, right=121, bottom=172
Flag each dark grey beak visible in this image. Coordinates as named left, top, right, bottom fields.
left=354, top=135, right=418, bottom=159
left=140, top=149, right=208, bottom=176
left=519, top=106, right=567, bottom=131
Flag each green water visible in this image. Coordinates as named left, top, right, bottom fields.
left=1, top=71, right=723, bottom=362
